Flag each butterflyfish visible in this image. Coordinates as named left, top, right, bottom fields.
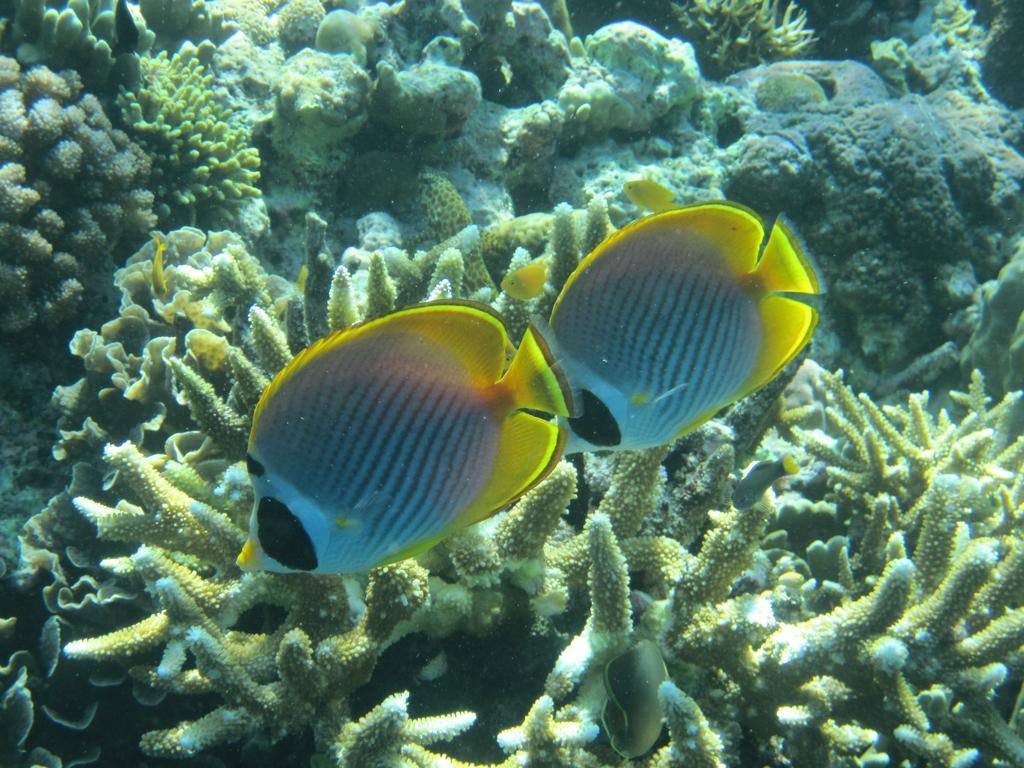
left=237, top=301, right=572, bottom=574
left=624, top=178, right=678, bottom=213
left=541, top=201, right=822, bottom=453
left=151, top=234, right=168, bottom=298
left=732, top=455, right=798, bottom=509
left=602, top=639, right=668, bottom=758
left=500, top=257, right=548, bottom=300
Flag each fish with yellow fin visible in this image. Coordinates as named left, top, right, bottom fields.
left=150, top=233, right=168, bottom=298
left=501, top=257, right=548, bottom=300
left=540, top=201, right=822, bottom=453
left=624, top=178, right=678, bottom=213
left=237, top=302, right=572, bottom=574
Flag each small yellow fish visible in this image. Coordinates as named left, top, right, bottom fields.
left=295, top=264, right=309, bottom=292
left=624, top=178, right=678, bottom=213
left=151, top=233, right=168, bottom=298
left=501, top=258, right=548, bottom=300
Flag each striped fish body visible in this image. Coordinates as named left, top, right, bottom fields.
left=547, top=202, right=821, bottom=453
left=239, top=302, right=570, bottom=574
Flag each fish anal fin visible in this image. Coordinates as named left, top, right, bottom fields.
left=499, top=325, right=573, bottom=417
left=754, top=219, right=821, bottom=296
left=738, top=294, right=818, bottom=400
left=457, top=411, right=566, bottom=528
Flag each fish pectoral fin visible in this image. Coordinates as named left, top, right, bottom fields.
left=456, top=411, right=566, bottom=528
left=738, top=294, right=818, bottom=401
left=500, top=325, right=573, bottom=418
left=754, top=218, right=821, bottom=296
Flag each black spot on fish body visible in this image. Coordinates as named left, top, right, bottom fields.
left=257, top=497, right=317, bottom=571
left=113, top=0, right=140, bottom=56
left=246, top=453, right=265, bottom=477
left=567, top=389, right=621, bottom=447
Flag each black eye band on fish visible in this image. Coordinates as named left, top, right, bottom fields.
left=567, top=389, right=621, bottom=447
left=246, top=453, right=266, bottom=477
left=257, top=497, right=317, bottom=571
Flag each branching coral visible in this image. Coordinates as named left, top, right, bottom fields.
left=117, top=46, right=261, bottom=226
left=673, top=0, right=815, bottom=76
left=20, top=174, right=1024, bottom=767
left=0, top=55, right=154, bottom=334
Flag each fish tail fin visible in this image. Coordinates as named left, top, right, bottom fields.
left=734, top=217, right=822, bottom=400
left=739, top=295, right=818, bottom=400
left=500, top=324, right=574, bottom=418
left=753, top=217, right=822, bottom=296
left=457, top=412, right=567, bottom=528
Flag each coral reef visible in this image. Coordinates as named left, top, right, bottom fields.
left=558, top=22, right=702, bottom=139
left=721, top=59, right=1024, bottom=385
left=5, top=0, right=1024, bottom=765
left=0, top=55, right=154, bottom=335
left=117, top=46, right=261, bottom=226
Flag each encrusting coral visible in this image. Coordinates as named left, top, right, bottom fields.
left=0, top=55, right=154, bottom=334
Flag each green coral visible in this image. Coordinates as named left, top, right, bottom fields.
left=673, top=0, right=815, bottom=76
left=117, top=47, right=261, bottom=226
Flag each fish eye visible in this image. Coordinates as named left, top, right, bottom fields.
left=568, top=389, right=621, bottom=447
left=256, top=497, right=318, bottom=571
left=246, top=453, right=265, bottom=477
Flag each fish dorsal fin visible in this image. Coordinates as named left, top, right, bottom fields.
left=737, top=294, right=818, bottom=400
left=251, top=301, right=509, bottom=439
left=552, top=201, right=765, bottom=322
left=753, top=218, right=821, bottom=296
left=392, top=301, right=510, bottom=386
left=499, top=324, right=574, bottom=417
left=735, top=218, right=822, bottom=399
left=456, top=411, right=566, bottom=529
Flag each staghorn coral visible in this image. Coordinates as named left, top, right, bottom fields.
left=20, top=160, right=1024, bottom=768
left=117, top=46, right=261, bottom=226
left=0, top=55, right=154, bottom=335
left=673, top=0, right=815, bottom=76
